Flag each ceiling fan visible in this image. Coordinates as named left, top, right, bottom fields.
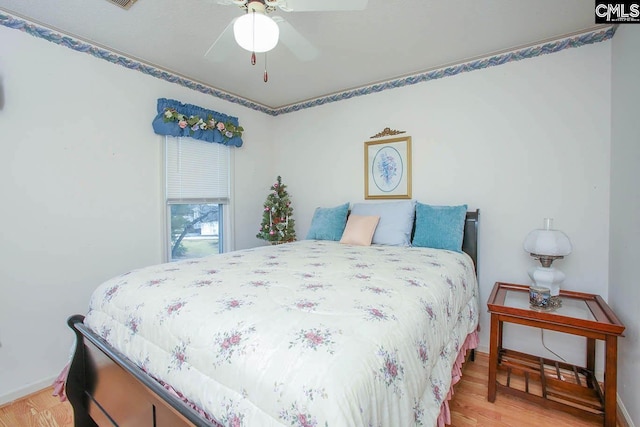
left=205, top=0, right=368, bottom=80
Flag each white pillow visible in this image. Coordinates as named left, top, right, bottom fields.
left=350, top=200, right=416, bottom=246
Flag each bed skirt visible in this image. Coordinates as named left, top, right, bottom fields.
left=437, top=329, right=479, bottom=427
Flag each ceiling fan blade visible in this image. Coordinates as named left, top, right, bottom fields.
left=204, top=19, right=237, bottom=62
left=275, top=0, right=368, bottom=12
left=271, top=16, right=319, bottom=62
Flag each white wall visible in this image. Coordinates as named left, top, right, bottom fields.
left=0, top=25, right=274, bottom=403
left=272, top=41, right=612, bottom=366
left=610, top=25, right=640, bottom=427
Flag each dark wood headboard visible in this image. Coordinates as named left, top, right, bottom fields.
left=462, top=209, right=479, bottom=274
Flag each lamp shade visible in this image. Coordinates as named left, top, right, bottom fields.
left=523, top=219, right=572, bottom=256
left=233, top=12, right=279, bottom=53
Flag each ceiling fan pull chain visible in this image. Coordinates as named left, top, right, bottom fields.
left=251, top=9, right=256, bottom=65
left=264, top=53, right=269, bottom=82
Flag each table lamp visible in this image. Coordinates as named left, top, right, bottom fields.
left=523, top=218, right=572, bottom=308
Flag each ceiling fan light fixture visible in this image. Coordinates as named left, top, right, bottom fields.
left=233, top=11, right=279, bottom=53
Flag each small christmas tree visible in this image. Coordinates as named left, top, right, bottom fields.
left=256, top=176, right=296, bottom=244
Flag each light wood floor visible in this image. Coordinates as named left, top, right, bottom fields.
left=0, top=352, right=619, bottom=427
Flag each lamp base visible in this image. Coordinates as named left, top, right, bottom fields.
left=529, top=288, right=563, bottom=311
left=528, top=266, right=565, bottom=309
left=528, top=266, right=565, bottom=296
left=529, top=286, right=552, bottom=311
left=549, top=295, right=562, bottom=309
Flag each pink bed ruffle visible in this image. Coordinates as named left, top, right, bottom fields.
left=436, top=329, right=480, bottom=427
left=52, top=362, right=69, bottom=401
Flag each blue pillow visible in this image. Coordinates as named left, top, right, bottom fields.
left=306, top=203, right=350, bottom=241
left=350, top=200, right=416, bottom=246
left=412, top=203, right=468, bottom=252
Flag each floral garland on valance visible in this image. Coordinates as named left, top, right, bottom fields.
left=151, top=98, right=244, bottom=147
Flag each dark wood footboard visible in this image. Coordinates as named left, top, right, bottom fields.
left=66, top=315, right=98, bottom=427
left=66, top=315, right=212, bottom=427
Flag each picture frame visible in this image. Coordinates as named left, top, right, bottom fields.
left=364, top=136, right=412, bottom=199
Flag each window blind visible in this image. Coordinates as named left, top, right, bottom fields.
left=166, top=137, right=230, bottom=203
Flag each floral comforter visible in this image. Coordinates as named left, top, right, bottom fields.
left=84, top=240, right=479, bottom=427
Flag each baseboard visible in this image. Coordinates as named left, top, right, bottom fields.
left=476, top=344, right=489, bottom=354
left=617, top=394, right=636, bottom=427
left=0, top=376, right=58, bottom=407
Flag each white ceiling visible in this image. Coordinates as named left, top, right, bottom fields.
left=0, top=0, right=604, bottom=110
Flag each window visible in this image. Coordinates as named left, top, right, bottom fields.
left=165, top=137, right=230, bottom=261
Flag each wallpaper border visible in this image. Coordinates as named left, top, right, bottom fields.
left=0, top=10, right=616, bottom=117
left=275, top=26, right=616, bottom=116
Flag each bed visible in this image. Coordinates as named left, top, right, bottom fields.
left=63, top=209, right=479, bottom=427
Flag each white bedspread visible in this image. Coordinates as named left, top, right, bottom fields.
left=84, top=240, right=478, bottom=427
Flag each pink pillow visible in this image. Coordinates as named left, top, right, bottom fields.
left=339, top=215, right=380, bottom=246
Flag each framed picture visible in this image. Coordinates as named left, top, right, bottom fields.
left=364, top=136, right=412, bottom=199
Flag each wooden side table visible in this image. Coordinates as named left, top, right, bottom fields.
left=487, top=282, right=625, bottom=427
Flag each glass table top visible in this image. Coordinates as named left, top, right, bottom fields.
left=504, top=288, right=596, bottom=321
left=489, top=282, right=625, bottom=337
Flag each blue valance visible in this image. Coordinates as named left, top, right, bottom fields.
left=152, top=98, right=243, bottom=147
